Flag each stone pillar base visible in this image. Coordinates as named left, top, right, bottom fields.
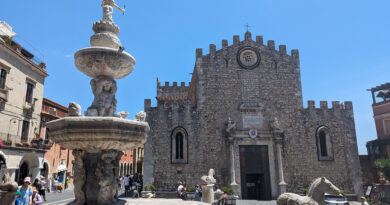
left=0, top=190, right=16, bottom=205
left=73, top=149, right=123, bottom=205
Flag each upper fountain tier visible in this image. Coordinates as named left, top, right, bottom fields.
left=74, top=1, right=135, bottom=79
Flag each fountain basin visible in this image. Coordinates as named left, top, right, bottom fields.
left=46, top=117, right=149, bottom=151
left=74, top=47, right=135, bottom=79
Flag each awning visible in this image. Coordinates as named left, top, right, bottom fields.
left=56, top=164, right=67, bottom=172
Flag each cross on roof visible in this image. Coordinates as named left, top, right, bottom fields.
left=245, top=23, right=251, bottom=32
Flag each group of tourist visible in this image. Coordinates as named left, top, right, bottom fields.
left=118, top=173, right=143, bottom=197
left=177, top=181, right=204, bottom=202
left=15, top=177, right=45, bottom=205
left=177, top=182, right=229, bottom=204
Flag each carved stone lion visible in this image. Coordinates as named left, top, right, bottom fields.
left=69, top=102, right=82, bottom=117
left=115, top=111, right=129, bottom=119
left=134, top=111, right=146, bottom=122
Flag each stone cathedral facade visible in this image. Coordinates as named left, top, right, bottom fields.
left=143, top=32, right=363, bottom=199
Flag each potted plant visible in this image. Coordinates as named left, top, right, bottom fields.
left=141, top=185, right=151, bottom=198
left=141, top=184, right=156, bottom=198
left=16, top=142, right=23, bottom=147
left=3, top=140, right=12, bottom=146
left=0, top=140, right=3, bottom=147
left=22, top=142, right=30, bottom=148
left=31, top=143, right=38, bottom=148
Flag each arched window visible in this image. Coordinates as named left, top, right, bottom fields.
left=171, top=127, right=188, bottom=164
left=316, top=126, right=334, bottom=161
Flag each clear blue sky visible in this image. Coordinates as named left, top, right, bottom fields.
left=1, top=0, right=389, bottom=154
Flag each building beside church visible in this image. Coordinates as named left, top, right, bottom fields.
left=144, top=32, right=363, bottom=199
left=0, top=21, right=48, bottom=184
left=360, top=82, right=390, bottom=184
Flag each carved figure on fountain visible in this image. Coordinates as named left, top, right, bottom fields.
left=96, top=150, right=118, bottom=204
left=113, top=151, right=123, bottom=199
left=71, top=150, right=86, bottom=205
left=115, top=111, right=129, bottom=119
left=86, top=78, right=117, bottom=117
left=69, top=102, right=83, bottom=117
left=134, top=110, right=146, bottom=122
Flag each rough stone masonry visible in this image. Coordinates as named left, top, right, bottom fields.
left=143, top=31, right=363, bottom=199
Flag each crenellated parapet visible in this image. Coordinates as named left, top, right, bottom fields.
left=194, top=32, right=299, bottom=62
left=156, top=79, right=190, bottom=102
left=303, top=100, right=354, bottom=120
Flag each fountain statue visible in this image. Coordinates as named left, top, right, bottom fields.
left=47, top=1, right=149, bottom=204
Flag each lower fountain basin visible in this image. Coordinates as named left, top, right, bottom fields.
left=74, top=47, right=135, bottom=79
left=46, top=117, right=149, bottom=151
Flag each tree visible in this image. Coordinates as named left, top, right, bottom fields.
left=375, top=158, right=390, bottom=179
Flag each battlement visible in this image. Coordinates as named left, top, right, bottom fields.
left=304, top=100, right=353, bottom=110
left=195, top=32, right=298, bottom=59
left=156, top=79, right=190, bottom=102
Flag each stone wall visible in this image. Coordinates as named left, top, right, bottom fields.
left=144, top=32, right=363, bottom=196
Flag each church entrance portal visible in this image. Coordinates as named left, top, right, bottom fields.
left=239, top=145, right=272, bottom=200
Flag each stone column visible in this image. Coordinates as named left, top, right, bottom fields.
left=229, top=140, right=239, bottom=197
left=276, top=143, right=287, bottom=194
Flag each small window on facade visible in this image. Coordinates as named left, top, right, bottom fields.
left=21, top=121, right=30, bottom=142
left=0, top=69, right=7, bottom=89
left=171, top=127, right=188, bottom=164
left=176, top=132, right=184, bottom=159
left=25, top=82, right=34, bottom=103
left=319, top=130, right=328, bottom=157
left=316, top=126, right=334, bottom=161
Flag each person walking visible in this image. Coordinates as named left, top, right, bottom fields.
left=195, top=184, right=202, bottom=202
left=52, top=177, right=58, bottom=193
left=47, top=176, right=51, bottom=193
left=38, top=177, right=46, bottom=201
left=65, top=176, right=70, bottom=190
left=17, top=177, right=33, bottom=205
left=124, top=175, right=130, bottom=196
left=32, top=187, right=43, bottom=205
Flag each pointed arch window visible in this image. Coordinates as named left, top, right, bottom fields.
left=171, top=127, right=188, bottom=164
left=316, top=126, right=334, bottom=161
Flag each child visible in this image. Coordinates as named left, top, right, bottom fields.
left=32, top=187, right=43, bottom=205
left=14, top=191, right=22, bottom=205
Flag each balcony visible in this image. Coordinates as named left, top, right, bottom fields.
left=1, top=36, right=46, bottom=69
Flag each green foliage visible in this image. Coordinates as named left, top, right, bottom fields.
left=1, top=36, right=12, bottom=46
left=149, top=184, right=156, bottom=191
left=340, top=190, right=345, bottom=197
left=144, top=185, right=149, bottom=191
left=222, top=186, right=229, bottom=193
left=188, top=186, right=196, bottom=192
left=303, top=188, right=308, bottom=195
left=375, top=158, right=390, bottom=179
left=227, top=188, right=234, bottom=195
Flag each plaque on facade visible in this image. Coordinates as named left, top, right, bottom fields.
left=242, top=113, right=262, bottom=128
left=249, top=128, right=257, bottom=138
left=237, top=47, right=261, bottom=69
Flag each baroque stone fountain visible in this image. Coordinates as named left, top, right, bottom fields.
left=47, top=1, right=149, bottom=204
